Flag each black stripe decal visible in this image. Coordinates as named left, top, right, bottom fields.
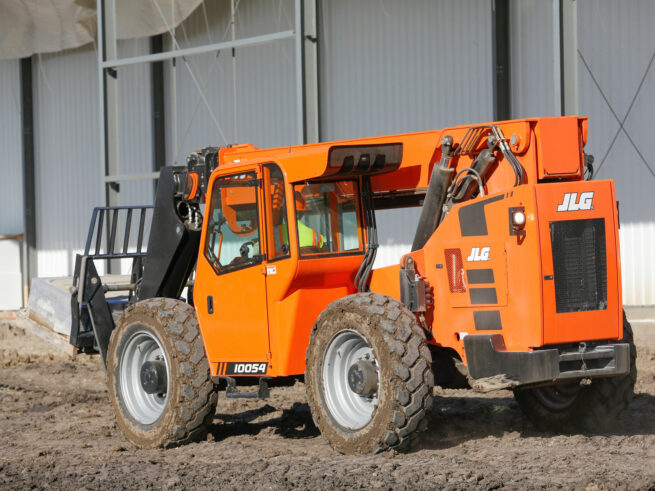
left=458, top=195, right=504, bottom=236
left=470, top=287, right=498, bottom=304
left=473, top=310, right=502, bottom=330
left=467, top=269, right=495, bottom=284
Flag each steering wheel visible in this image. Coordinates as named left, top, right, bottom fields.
left=240, top=241, right=256, bottom=258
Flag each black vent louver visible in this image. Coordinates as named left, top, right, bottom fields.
left=550, top=218, right=607, bottom=313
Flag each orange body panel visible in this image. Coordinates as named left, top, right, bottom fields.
left=368, top=264, right=401, bottom=300
left=194, top=161, right=363, bottom=377
left=191, top=116, right=622, bottom=377
left=371, top=180, right=621, bottom=364
left=535, top=117, right=585, bottom=179
left=536, top=180, right=622, bottom=344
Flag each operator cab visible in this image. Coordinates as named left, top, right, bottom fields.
left=195, top=161, right=369, bottom=377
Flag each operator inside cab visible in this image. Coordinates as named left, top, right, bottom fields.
left=271, top=183, right=326, bottom=254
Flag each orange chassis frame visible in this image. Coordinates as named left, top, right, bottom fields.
left=192, top=116, right=623, bottom=380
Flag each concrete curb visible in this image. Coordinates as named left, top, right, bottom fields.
left=624, top=306, right=655, bottom=322
left=12, top=309, right=71, bottom=354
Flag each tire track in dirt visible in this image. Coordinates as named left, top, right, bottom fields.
left=0, top=320, right=654, bottom=489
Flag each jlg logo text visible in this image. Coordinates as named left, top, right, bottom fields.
left=467, top=247, right=490, bottom=262
left=557, top=192, right=594, bottom=212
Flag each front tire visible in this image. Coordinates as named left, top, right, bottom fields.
left=305, top=293, right=433, bottom=454
left=513, top=311, right=637, bottom=432
left=107, top=298, right=217, bottom=448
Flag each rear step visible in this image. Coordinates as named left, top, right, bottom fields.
left=220, top=377, right=271, bottom=399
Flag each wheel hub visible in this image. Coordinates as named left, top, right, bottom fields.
left=533, top=383, right=581, bottom=411
left=347, top=360, right=378, bottom=396
left=140, top=360, right=167, bottom=395
left=322, top=330, right=380, bottom=430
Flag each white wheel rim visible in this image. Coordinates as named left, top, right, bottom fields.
left=119, top=329, right=170, bottom=425
left=322, top=330, right=379, bottom=430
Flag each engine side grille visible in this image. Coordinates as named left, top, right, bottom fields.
left=550, top=218, right=607, bottom=313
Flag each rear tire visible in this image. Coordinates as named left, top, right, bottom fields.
left=513, top=311, right=636, bottom=432
left=305, top=293, right=433, bottom=454
left=107, top=298, right=217, bottom=448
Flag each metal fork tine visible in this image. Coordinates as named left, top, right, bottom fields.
left=123, top=209, right=132, bottom=254
left=108, top=209, right=119, bottom=255
left=137, top=208, right=147, bottom=254
left=85, top=208, right=98, bottom=256
left=95, top=209, right=104, bottom=256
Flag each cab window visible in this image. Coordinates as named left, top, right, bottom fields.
left=263, top=164, right=291, bottom=261
left=205, top=172, right=262, bottom=273
left=292, top=180, right=363, bottom=257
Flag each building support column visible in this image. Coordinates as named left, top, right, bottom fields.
left=20, top=57, right=37, bottom=300
left=98, top=0, right=120, bottom=272
left=100, top=0, right=120, bottom=208
left=492, top=0, right=511, bottom=121
left=151, top=34, right=166, bottom=172
left=560, top=0, right=578, bottom=115
left=303, top=0, right=319, bottom=143
left=295, top=0, right=320, bottom=144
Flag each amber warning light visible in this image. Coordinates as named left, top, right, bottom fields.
left=326, top=143, right=403, bottom=176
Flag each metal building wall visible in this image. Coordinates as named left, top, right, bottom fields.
left=0, top=59, right=25, bottom=308
left=33, top=46, right=102, bottom=277
left=116, top=39, right=156, bottom=209
left=33, top=39, right=154, bottom=278
left=319, top=0, right=494, bottom=267
left=6, top=0, right=651, bottom=307
left=164, top=0, right=297, bottom=166
left=577, top=0, right=655, bottom=305
left=0, top=59, right=24, bottom=236
left=509, top=0, right=560, bottom=119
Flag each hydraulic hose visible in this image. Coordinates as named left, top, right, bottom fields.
left=411, top=136, right=455, bottom=252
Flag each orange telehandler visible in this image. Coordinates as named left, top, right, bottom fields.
left=70, top=116, right=636, bottom=454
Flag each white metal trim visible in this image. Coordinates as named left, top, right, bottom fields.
left=101, top=30, right=295, bottom=69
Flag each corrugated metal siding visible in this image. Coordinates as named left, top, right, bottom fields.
left=19, top=0, right=653, bottom=308
left=115, top=39, right=156, bottom=274
left=117, top=39, right=155, bottom=208
left=34, top=46, right=103, bottom=277
left=578, top=0, right=655, bottom=305
left=319, top=0, right=493, bottom=267
left=0, top=59, right=24, bottom=235
left=33, top=39, right=153, bottom=277
left=319, top=0, right=493, bottom=141
left=164, top=0, right=297, bottom=166
left=509, top=0, right=560, bottom=119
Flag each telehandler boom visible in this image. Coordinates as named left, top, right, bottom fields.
left=70, top=116, right=635, bottom=454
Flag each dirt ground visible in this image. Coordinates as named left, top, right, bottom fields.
left=0, top=315, right=654, bottom=490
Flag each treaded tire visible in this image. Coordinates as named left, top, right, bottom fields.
left=305, top=293, right=434, bottom=454
left=107, top=298, right=217, bottom=448
left=513, top=311, right=637, bottom=432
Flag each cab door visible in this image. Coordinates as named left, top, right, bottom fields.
left=194, top=167, right=270, bottom=375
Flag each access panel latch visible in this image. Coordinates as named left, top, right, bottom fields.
left=400, top=257, right=427, bottom=312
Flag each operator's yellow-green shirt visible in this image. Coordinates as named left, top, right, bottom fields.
left=276, top=221, right=325, bottom=250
